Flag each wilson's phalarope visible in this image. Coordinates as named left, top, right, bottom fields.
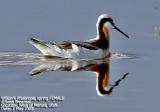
left=29, top=14, right=130, bottom=59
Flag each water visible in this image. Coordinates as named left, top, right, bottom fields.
left=0, top=0, right=160, bottom=112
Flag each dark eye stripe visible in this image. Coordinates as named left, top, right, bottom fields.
left=106, top=18, right=113, bottom=25
left=100, top=18, right=113, bottom=26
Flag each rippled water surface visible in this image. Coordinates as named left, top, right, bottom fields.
left=0, top=0, right=160, bottom=112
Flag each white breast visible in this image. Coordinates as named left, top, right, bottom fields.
left=60, top=44, right=109, bottom=59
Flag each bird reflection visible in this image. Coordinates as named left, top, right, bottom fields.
left=29, top=57, right=129, bottom=96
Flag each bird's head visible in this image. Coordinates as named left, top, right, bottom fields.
left=96, top=14, right=130, bottom=39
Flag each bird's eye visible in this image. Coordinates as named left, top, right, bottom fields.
left=105, top=17, right=114, bottom=25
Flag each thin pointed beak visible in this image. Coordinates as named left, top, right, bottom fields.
left=113, top=25, right=130, bottom=39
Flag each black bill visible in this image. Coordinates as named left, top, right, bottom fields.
left=113, top=25, right=130, bottom=39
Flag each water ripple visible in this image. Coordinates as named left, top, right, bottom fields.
left=0, top=51, right=136, bottom=67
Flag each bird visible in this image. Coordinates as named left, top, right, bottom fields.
left=29, top=14, right=130, bottom=59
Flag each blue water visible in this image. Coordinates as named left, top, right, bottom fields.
left=0, top=0, right=160, bottom=112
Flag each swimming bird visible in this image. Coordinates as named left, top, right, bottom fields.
left=29, top=14, right=129, bottom=59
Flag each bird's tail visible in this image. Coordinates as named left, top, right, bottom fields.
left=29, top=38, right=61, bottom=56
left=29, top=38, right=51, bottom=46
